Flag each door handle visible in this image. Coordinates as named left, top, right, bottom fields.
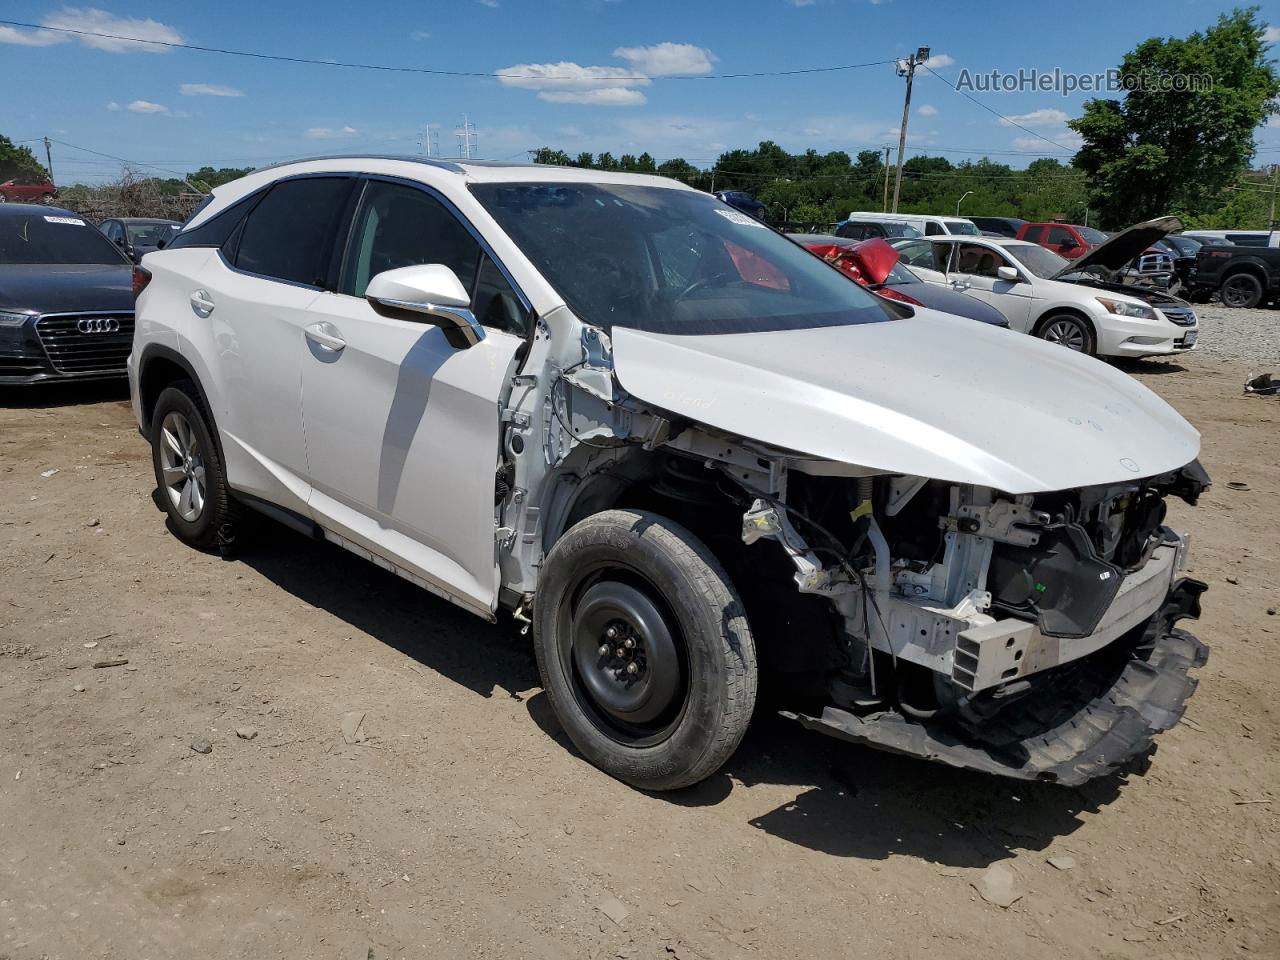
left=189, top=289, right=215, bottom=318
left=305, top=322, right=346, bottom=352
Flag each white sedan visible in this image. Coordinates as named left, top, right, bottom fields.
left=893, top=222, right=1198, bottom=358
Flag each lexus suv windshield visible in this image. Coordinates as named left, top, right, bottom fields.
left=471, top=182, right=891, bottom=335
left=0, top=212, right=128, bottom=266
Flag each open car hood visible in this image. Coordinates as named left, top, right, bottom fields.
left=1049, top=216, right=1183, bottom=280
left=611, top=310, right=1199, bottom=493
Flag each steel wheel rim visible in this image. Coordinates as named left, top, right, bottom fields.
left=159, top=411, right=206, bottom=522
left=558, top=567, right=689, bottom=747
left=1043, top=319, right=1086, bottom=351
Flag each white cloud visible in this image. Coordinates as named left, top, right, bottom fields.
left=918, top=104, right=938, bottom=116
left=498, top=62, right=648, bottom=91
left=499, top=45, right=715, bottom=108
left=180, top=83, right=244, bottom=97
left=1000, top=108, right=1071, bottom=128
left=411, top=30, right=432, bottom=41
left=127, top=99, right=168, bottom=114
left=40, top=7, right=182, bottom=53
left=789, top=0, right=817, bottom=7
left=305, top=125, right=359, bottom=139
left=1012, top=131, right=1082, bottom=151
left=0, top=24, right=67, bottom=46
left=1264, top=24, right=1280, bottom=42
left=539, top=88, right=647, bottom=106
left=477, top=0, right=500, bottom=6
left=925, top=53, right=954, bottom=69
left=106, top=101, right=120, bottom=111
left=613, top=42, right=715, bottom=76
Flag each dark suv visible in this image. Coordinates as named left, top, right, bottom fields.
left=0, top=204, right=137, bottom=384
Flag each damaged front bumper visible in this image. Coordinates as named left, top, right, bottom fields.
left=784, top=578, right=1208, bottom=785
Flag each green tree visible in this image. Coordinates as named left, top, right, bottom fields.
left=0, top=134, right=48, bottom=181
left=531, top=148, right=571, bottom=166
left=1070, top=7, right=1280, bottom=227
left=572, top=152, right=595, bottom=168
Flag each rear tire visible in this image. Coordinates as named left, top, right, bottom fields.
left=150, top=381, right=239, bottom=551
left=1037, top=313, right=1095, bottom=355
left=1220, top=273, right=1263, bottom=309
left=533, top=509, right=757, bottom=791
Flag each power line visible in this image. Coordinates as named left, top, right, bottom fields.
left=45, top=138, right=208, bottom=192
left=920, top=64, right=1079, bottom=155
left=0, top=19, right=895, bottom=81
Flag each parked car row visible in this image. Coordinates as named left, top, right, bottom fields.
left=4, top=158, right=1211, bottom=797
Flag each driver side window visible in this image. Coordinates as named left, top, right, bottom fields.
left=953, top=243, right=1002, bottom=278
left=340, top=180, right=527, bottom=336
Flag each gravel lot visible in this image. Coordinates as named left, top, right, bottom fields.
left=1191, top=304, right=1280, bottom=366
left=2, top=354, right=1278, bottom=960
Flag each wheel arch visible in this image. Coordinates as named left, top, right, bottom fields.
left=1032, top=305, right=1098, bottom=344
left=137, top=345, right=227, bottom=466
left=1219, top=262, right=1268, bottom=285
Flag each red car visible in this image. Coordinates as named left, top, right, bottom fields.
left=0, top=175, right=58, bottom=203
left=1015, top=221, right=1108, bottom=260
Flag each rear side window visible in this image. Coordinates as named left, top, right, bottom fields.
left=1022, top=225, right=1043, bottom=243
left=235, top=177, right=353, bottom=286
left=168, top=192, right=260, bottom=250
left=924, top=221, right=943, bottom=236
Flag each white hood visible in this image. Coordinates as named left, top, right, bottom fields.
left=611, top=309, right=1199, bottom=493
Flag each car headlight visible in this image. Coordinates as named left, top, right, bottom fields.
left=0, top=310, right=34, bottom=326
left=1095, top=297, right=1157, bottom=320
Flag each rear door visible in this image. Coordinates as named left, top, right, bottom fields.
left=195, top=175, right=355, bottom=513
left=299, top=178, right=530, bottom=616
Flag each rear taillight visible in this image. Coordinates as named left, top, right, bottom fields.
left=132, top=266, right=152, bottom=299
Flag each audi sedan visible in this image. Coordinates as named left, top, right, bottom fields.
left=0, top=203, right=138, bottom=385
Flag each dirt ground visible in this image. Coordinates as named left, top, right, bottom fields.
left=1, top=352, right=1277, bottom=960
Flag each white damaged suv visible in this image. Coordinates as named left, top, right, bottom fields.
left=129, top=157, right=1209, bottom=790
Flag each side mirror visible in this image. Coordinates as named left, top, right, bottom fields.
left=1060, top=240, right=1078, bottom=251
left=997, top=265, right=1020, bottom=282
left=365, top=264, right=484, bottom=349
left=113, top=237, right=126, bottom=247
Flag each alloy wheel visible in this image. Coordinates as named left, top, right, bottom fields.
left=1221, top=277, right=1253, bottom=308
left=158, top=411, right=207, bottom=522
left=1042, top=318, right=1087, bottom=351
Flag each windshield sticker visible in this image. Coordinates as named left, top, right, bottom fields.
left=43, top=216, right=86, bottom=226
left=715, top=209, right=766, bottom=228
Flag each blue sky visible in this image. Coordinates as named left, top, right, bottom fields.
left=3, top=1, right=1278, bottom=184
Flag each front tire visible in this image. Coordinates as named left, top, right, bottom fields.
left=150, top=381, right=238, bottom=551
left=533, top=509, right=757, bottom=791
left=1037, top=313, right=1095, bottom=355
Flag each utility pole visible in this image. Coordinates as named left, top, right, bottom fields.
left=891, top=46, right=930, bottom=213
left=1269, top=163, right=1278, bottom=242
left=42, top=137, right=54, bottom=183
left=710, top=169, right=716, bottom=193
left=881, top=146, right=891, bottom=212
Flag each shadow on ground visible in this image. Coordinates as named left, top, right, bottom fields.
left=1112, top=357, right=1188, bottom=375
left=0, top=379, right=130, bottom=408
left=237, top=514, right=1128, bottom=869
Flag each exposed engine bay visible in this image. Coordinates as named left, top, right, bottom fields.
left=497, top=322, right=1210, bottom=786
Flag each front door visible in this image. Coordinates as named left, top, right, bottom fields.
left=947, top=243, right=1035, bottom=332
left=300, top=178, right=530, bottom=616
